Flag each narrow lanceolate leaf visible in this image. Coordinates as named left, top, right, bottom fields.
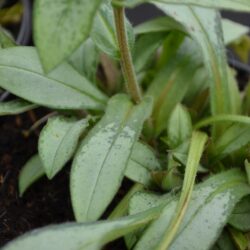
left=147, top=52, right=198, bottom=135
left=38, top=116, right=89, bottom=179
left=134, top=32, right=166, bottom=73
left=0, top=100, right=37, bottom=116
left=34, top=0, right=102, bottom=72
left=211, top=124, right=250, bottom=161
left=133, top=169, right=250, bottom=250
left=19, top=155, right=45, bottom=196
left=91, top=3, right=134, bottom=60
left=155, top=131, right=208, bottom=250
left=121, top=0, right=250, bottom=11
left=70, top=94, right=153, bottom=222
left=125, top=142, right=161, bottom=187
left=0, top=47, right=107, bottom=110
left=153, top=5, right=233, bottom=136
left=2, top=207, right=161, bottom=250
left=167, top=104, right=192, bottom=149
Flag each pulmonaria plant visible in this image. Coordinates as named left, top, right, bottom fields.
left=0, top=0, right=250, bottom=249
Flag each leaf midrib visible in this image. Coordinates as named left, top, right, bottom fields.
left=0, top=64, right=105, bottom=104
left=84, top=104, right=134, bottom=218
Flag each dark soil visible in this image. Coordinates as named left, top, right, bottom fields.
left=0, top=110, right=74, bottom=247
left=0, top=109, right=129, bottom=249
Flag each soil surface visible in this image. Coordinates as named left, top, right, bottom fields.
left=0, top=110, right=74, bottom=247
left=0, top=109, right=128, bottom=249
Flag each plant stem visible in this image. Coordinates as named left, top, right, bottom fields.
left=113, top=5, right=142, bottom=103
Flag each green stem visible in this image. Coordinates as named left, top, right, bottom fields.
left=113, top=5, right=142, bottom=103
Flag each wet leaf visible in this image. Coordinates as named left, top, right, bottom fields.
left=19, top=155, right=45, bottom=196
left=34, top=0, right=102, bottom=72
left=70, top=94, right=153, bottom=222
left=38, top=116, right=89, bottom=179
left=0, top=99, right=37, bottom=116
left=0, top=47, right=107, bottom=110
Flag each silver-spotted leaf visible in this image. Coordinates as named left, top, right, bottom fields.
left=34, top=0, right=102, bottom=71
left=70, top=94, right=153, bottom=222
left=132, top=169, right=250, bottom=250
left=0, top=47, right=107, bottom=110
left=2, top=207, right=161, bottom=250
left=39, top=116, right=89, bottom=179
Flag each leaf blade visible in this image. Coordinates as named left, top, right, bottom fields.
left=70, top=94, right=153, bottom=222
left=34, top=0, right=102, bottom=71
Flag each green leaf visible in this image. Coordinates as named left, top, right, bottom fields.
left=91, top=3, right=134, bottom=60
left=155, top=131, right=208, bottom=249
left=222, top=19, right=249, bottom=45
left=153, top=5, right=234, bottom=137
left=38, top=116, right=89, bottom=179
left=211, top=124, right=250, bottom=161
left=134, top=16, right=185, bottom=35
left=70, top=94, right=153, bottom=222
left=228, top=227, right=248, bottom=250
left=34, top=0, right=102, bottom=72
left=245, top=160, right=250, bottom=185
left=134, top=32, right=166, bottom=73
left=120, top=0, right=250, bottom=11
left=0, top=47, right=107, bottom=110
left=132, top=169, right=250, bottom=250
left=0, top=99, right=37, bottom=116
left=167, top=104, right=192, bottom=149
left=1, top=206, right=162, bottom=250
left=18, top=155, right=45, bottom=196
left=125, top=142, right=162, bottom=187
left=229, top=195, right=250, bottom=232
left=147, top=50, right=198, bottom=135
left=195, top=114, right=250, bottom=129
left=212, top=230, right=236, bottom=250
left=69, top=38, right=99, bottom=82
left=0, top=27, right=15, bottom=48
